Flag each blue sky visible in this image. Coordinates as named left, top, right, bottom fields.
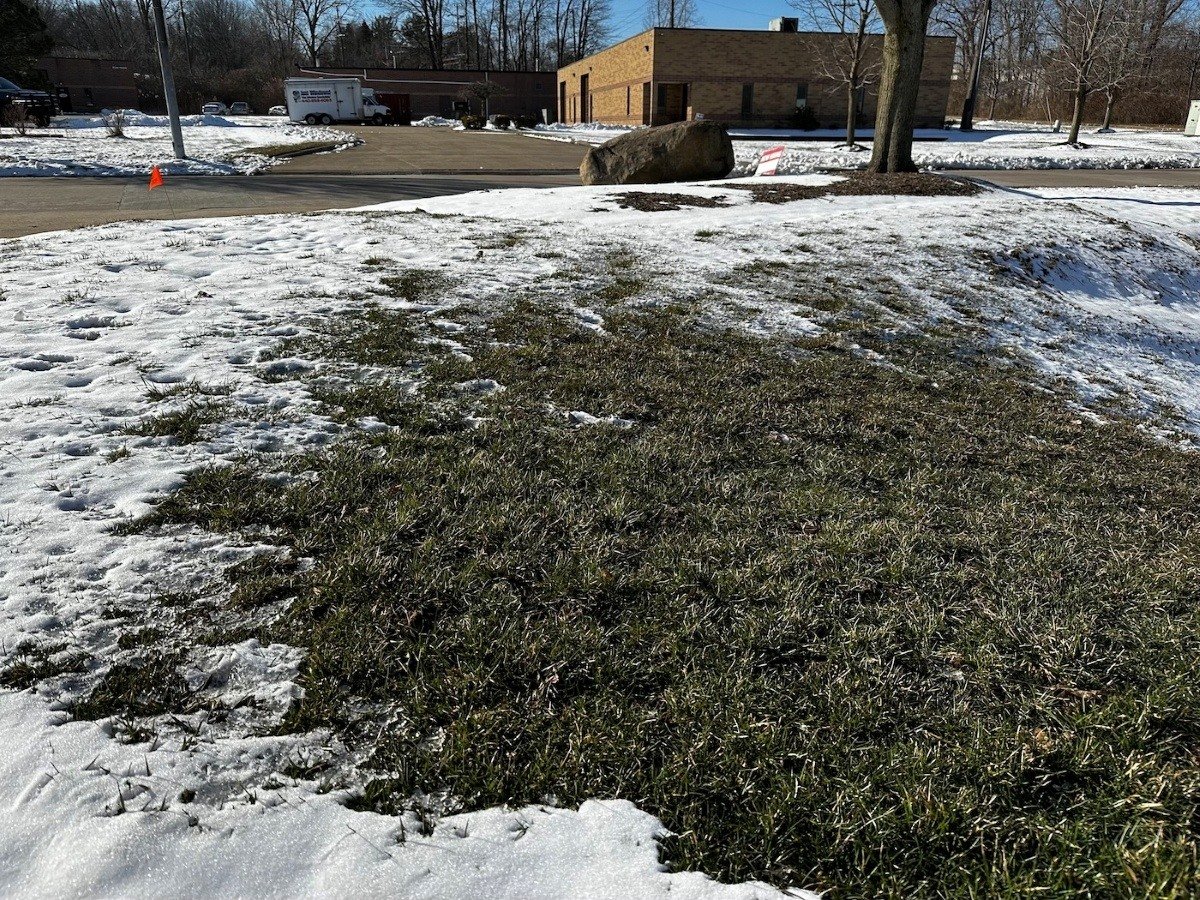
left=605, top=0, right=790, bottom=39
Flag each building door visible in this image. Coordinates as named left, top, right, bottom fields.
left=559, top=81, right=567, bottom=122
left=377, top=92, right=411, bottom=124
left=579, top=74, right=589, bottom=122
left=642, top=83, right=651, bottom=125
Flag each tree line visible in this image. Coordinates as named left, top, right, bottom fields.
left=3, top=0, right=612, bottom=112
left=793, top=0, right=1198, bottom=162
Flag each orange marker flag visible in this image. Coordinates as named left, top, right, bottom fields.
left=148, top=165, right=164, bottom=190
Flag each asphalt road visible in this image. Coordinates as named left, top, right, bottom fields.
left=0, top=173, right=579, bottom=238
left=273, top=125, right=589, bottom=175
left=6, top=165, right=1200, bottom=239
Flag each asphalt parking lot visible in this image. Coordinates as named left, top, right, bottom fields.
left=270, top=125, right=588, bottom=175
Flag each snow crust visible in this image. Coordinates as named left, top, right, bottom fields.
left=533, top=121, right=1200, bottom=172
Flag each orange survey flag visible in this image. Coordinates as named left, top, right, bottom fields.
left=148, top=166, right=164, bottom=190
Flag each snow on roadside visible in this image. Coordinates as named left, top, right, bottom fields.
left=0, top=114, right=357, bottom=176
left=530, top=121, right=1200, bottom=172
left=3, top=177, right=1200, bottom=896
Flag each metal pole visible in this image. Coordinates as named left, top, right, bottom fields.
left=960, top=0, right=991, bottom=132
left=150, top=0, right=186, bottom=159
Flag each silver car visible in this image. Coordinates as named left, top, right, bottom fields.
left=201, top=101, right=228, bottom=115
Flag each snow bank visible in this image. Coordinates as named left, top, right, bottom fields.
left=0, top=116, right=357, bottom=176
left=530, top=121, right=1200, bottom=172
left=414, top=115, right=458, bottom=127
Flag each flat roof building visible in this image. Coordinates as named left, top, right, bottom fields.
left=296, top=67, right=557, bottom=122
left=556, top=27, right=955, bottom=129
left=35, top=52, right=139, bottom=113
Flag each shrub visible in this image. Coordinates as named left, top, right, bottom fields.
left=514, top=114, right=540, bottom=129
left=791, top=105, right=819, bottom=131
left=3, top=103, right=29, bottom=136
left=458, top=114, right=485, bottom=130
left=490, top=114, right=512, bottom=129
left=106, top=109, right=127, bottom=138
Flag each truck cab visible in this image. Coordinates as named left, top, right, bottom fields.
left=0, top=77, right=58, bottom=127
left=361, top=89, right=391, bottom=125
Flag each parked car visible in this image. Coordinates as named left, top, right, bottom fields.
left=268, top=105, right=287, bottom=116
left=229, top=101, right=251, bottom=115
left=0, top=76, right=58, bottom=127
left=201, top=101, right=228, bottom=115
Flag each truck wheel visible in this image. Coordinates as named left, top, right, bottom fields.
left=304, top=113, right=318, bottom=125
left=371, top=113, right=385, bottom=126
left=320, top=114, right=333, bottom=125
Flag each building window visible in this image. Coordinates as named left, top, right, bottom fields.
left=795, top=83, right=808, bottom=109
left=856, top=86, right=867, bottom=114
left=657, top=83, right=667, bottom=109
left=626, top=85, right=631, bottom=116
left=741, top=84, right=753, bottom=119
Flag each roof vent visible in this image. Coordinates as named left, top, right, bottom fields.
left=769, top=17, right=799, bottom=31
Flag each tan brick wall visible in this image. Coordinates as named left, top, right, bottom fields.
left=557, top=30, right=656, bottom=125
left=558, top=28, right=956, bottom=128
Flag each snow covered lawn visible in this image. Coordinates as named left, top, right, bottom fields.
left=3, top=175, right=1200, bottom=896
left=0, top=112, right=357, bottom=177
left=533, top=120, right=1200, bottom=172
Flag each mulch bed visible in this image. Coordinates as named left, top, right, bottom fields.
left=612, top=192, right=732, bottom=212
left=733, top=172, right=981, bottom=204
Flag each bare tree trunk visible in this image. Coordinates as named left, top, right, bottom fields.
left=868, top=0, right=934, bottom=174
left=845, top=80, right=857, bottom=146
left=1067, top=76, right=1086, bottom=143
left=1100, top=86, right=1117, bottom=129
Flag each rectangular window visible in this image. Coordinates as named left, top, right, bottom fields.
left=795, top=83, right=808, bottom=109
left=626, top=85, right=631, bottom=116
left=657, top=83, right=667, bottom=109
left=741, top=83, right=754, bottom=119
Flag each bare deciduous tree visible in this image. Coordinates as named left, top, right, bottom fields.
left=794, top=0, right=881, bottom=147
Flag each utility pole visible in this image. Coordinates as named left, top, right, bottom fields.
left=150, top=0, right=186, bottom=159
left=669, top=0, right=676, bottom=27
left=960, top=0, right=991, bottom=131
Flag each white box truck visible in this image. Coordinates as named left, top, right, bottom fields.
left=283, top=77, right=392, bottom=126
left=1186, top=100, right=1200, bottom=137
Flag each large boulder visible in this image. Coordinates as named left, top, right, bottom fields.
left=580, top=120, right=735, bottom=186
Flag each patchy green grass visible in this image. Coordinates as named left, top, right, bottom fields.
left=127, top=399, right=229, bottom=444
left=72, top=653, right=190, bottom=721
left=0, top=642, right=90, bottom=689
left=144, top=380, right=233, bottom=403
left=121, top=288, right=1200, bottom=897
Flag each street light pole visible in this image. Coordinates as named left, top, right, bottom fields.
left=960, top=0, right=992, bottom=132
left=150, top=0, right=186, bottom=159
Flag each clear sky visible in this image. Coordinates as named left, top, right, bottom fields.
left=604, top=0, right=792, bottom=39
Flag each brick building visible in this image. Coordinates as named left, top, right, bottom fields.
left=557, top=27, right=955, bottom=129
left=35, top=52, right=139, bottom=113
left=296, top=67, right=557, bottom=122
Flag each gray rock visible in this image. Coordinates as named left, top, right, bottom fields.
left=580, top=120, right=735, bottom=186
